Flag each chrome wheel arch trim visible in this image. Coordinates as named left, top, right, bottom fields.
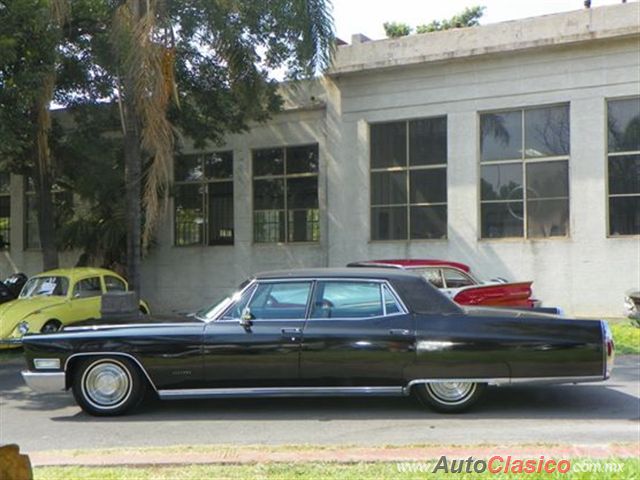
left=63, top=352, right=158, bottom=392
left=425, top=382, right=477, bottom=405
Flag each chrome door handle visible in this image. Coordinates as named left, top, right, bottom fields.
left=389, top=329, right=411, bottom=336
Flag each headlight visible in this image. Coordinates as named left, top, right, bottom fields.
left=18, top=321, right=30, bottom=335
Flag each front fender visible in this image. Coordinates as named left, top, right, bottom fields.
left=17, top=313, right=52, bottom=336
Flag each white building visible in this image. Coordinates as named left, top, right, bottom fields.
left=3, top=3, right=639, bottom=316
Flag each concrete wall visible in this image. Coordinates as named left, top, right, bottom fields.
left=140, top=103, right=330, bottom=313
left=326, top=35, right=640, bottom=317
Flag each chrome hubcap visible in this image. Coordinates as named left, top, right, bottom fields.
left=83, top=362, right=131, bottom=408
left=427, top=382, right=476, bottom=405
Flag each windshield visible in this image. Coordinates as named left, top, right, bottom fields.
left=195, top=296, right=234, bottom=321
left=20, top=276, right=70, bottom=298
left=195, top=279, right=253, bottom=321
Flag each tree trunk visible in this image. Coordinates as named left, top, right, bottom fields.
left=123, top=98, right=142, bottom=294
left=32, top=166, right=59, bottom=271
left=31, top=101, right=59, bottom=271
left=122, top=0, right=145, bottom=295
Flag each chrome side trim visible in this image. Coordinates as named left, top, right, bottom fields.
left=62, top=323, right=205, bottom=332
left=509, top=376, right=605, bottom=385
left=21, top=371, right=66, bottom=393
left=158, top=386, right=404, bottom=400
left=403, top=376, right=606, bottom=394
left=63, top=352, right=158, bottom=392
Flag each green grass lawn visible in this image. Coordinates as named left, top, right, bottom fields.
left=34, top=459, right=640, bottom=480
left=609, top=320, right=640, bottom=354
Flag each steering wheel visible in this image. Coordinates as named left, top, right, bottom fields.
left=265, top=294, right=279, bottom=307
left=319, top=299, right=334, bottom=308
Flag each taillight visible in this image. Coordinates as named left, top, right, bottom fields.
left=601, top=321, right=614, bottom=379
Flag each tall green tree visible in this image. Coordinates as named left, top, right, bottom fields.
left=0, top=0, right=67, bottom=269
left=108, top=0, right=335, bottom=292
left=0, top=0, right=114, bottom=270
left=384, top=6, right=485, bottom=38
left=1, top=1, right=335, bottom=289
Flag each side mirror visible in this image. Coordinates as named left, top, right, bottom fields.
left=239, top=307, right=254, bottom=328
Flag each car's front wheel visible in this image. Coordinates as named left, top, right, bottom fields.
left=40, top=320, right=62, bottom=333
left=72, top=357, right=146, bottom=416
left=413, top=381, right=485, bottom=413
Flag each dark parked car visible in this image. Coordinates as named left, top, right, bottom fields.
left=0, top=273, right=27, bottom=305
left=21, top=268, right=614, bottom=416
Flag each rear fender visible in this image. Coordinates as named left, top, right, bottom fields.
left=453, top=282, right=533, bottom=307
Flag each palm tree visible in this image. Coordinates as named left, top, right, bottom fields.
left=31, top=0, right=71, bottom=270
left=110, top=0, right=335, bottom=293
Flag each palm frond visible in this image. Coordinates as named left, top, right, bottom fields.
left=113, top=0, right=176, bottom=250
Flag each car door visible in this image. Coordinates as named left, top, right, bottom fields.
left=300, top=280, right=415, bottom=387
left=68, top=276, right=103, bottom=323
left=202, top=280, right=313, bottom=388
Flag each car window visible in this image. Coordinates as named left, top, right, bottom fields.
left=443, top=269, right=475, bottom=288
left=414, top=268, right=444, bottom=288
left=73, top=277, right=102, bottom=298
left=104, top=275, right=127, bottom=292
left=246, top=282, right=312, bottom=320
left=311, top=281, right=383, bottom=319
left=383, top=285, right=402, bottom=314
left=20, top=276, right=69, bottom=298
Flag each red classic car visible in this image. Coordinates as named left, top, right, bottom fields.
left=348, top=259, right=538, bottom=308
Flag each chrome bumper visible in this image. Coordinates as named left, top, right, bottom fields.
left=21, top=371, right=66, bottom=393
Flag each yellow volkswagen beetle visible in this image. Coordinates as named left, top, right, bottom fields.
left=0, top=267, right=150, bottom=348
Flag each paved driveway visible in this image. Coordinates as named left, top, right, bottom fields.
left=1, top=355, right=638, bottom=452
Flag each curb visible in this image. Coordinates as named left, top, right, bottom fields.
left=29, top=444, right=639, bottom=467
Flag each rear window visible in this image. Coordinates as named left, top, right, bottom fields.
left=105, top=275, right=127, bottom=292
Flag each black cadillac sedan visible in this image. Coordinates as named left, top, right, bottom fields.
left=21, top=268, right=614, bottom=416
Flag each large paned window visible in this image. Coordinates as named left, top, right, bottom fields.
left=607, top=97, right=640, bottom=236
left=480, top=105, right=570, bottom=239
left=25, top=180, right=73, bottom=250
left=174, top=152, right=234, bottom=246
left=0, top=172, right=9, bottom=249
left=252, top=145, right=319, bottom=243
left=370, top=117, right=447, bottom=241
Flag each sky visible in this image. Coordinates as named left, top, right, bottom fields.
left=331, top=0, right=634, bottom=41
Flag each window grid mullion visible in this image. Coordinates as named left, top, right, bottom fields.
left=609, top=193, right=640, bottom=198
left=284, top=148, right=289, bottom=242
left=608, top=150, right=640, bottom=157
left=406, top=120, right=411, bottom=240
left=522, top=109, right=529, bottom=238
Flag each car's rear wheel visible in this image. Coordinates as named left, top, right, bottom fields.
left=72, top=357, right=146, bottom=416
left=41, top=320, right=62, bottom=333
left=413, top=381, right=485, bottom=413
